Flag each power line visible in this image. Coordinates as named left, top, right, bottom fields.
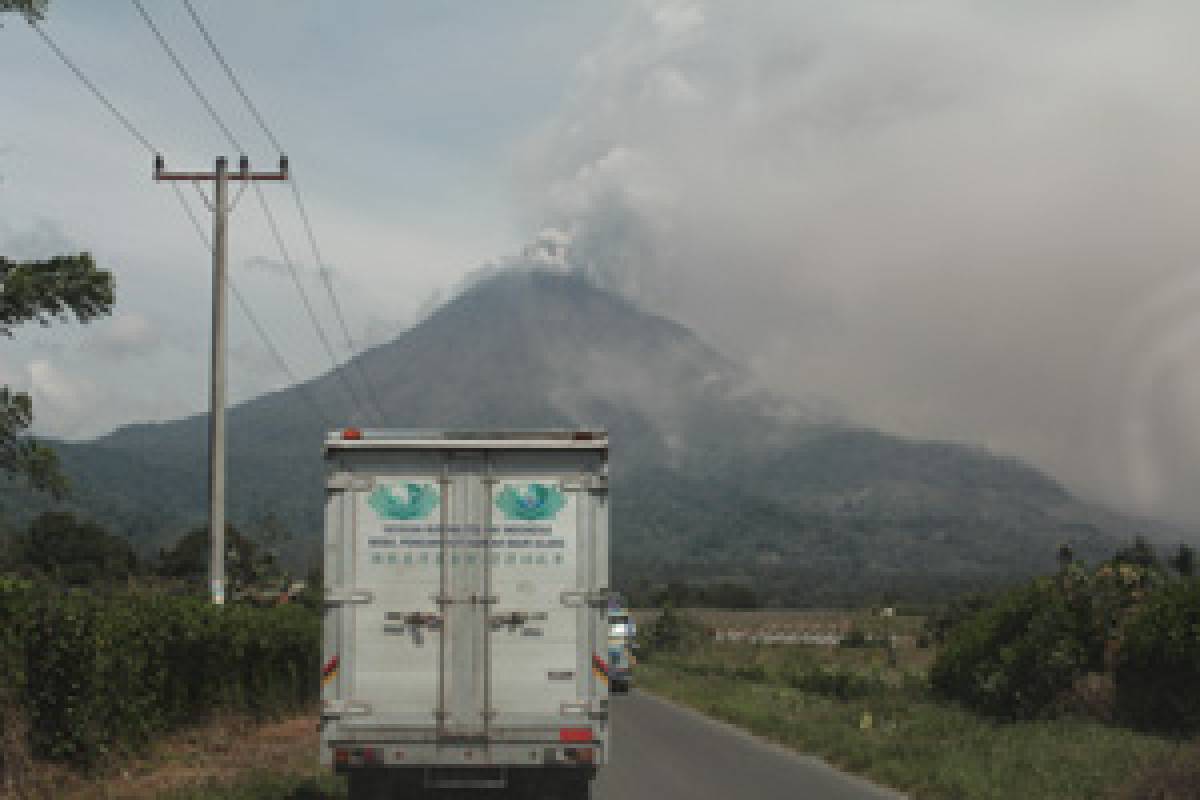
left=129, top=0, right=371, bottom=423
left=129, top=0, right=244, bottom=154
left=26, top=19, right=157, bottom=155
left=25, top=15, right=332, bottom=429
left=290, top=178, right=389, bottom=423
left=179, top=0, right=387, bottom=424
left=251, top=180, right=366, bottom=416
left=179, top=0, right=283, bottom=154
left=170, top=183, right=334, bottom=428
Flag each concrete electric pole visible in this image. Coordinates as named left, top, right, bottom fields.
left=154, top=154, right=288, bottom=605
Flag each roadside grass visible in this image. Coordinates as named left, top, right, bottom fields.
left=0, top=713, right=328, bottom=799
left=163, top=773, right=345, bottom=800
left=639, top=644, right=1183, bottom=800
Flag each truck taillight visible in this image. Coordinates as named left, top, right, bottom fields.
left=568, top=747, right=595, bottom=763
left=559, top=726, right=592, bottom=743
left=342, top=428, right=362, bottom=440
left=334, top=748, right=349, bottom=765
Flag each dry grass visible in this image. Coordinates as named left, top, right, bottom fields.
left=1114, top=740, right=1200, bottom=800
left=0, top=692, right=32, bottom=796
left=0, top=712, right=323, bottom=800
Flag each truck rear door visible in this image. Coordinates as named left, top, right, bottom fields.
left=325, top=440, right=608, bottom=749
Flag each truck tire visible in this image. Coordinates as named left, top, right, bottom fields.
left=346, top=771, right=388, bottom=800
left=346, top=769, right=422, bottom=799
left=509, top=768, right=593, bottom=800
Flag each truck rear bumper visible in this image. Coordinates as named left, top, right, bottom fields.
left=328, top=740, right=606, bottom=769
left=345, top=765, right=596, bottom=794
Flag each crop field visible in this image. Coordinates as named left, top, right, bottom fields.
left=632, top=608, right=926, bottom=642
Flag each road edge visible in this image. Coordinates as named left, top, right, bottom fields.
left=629, top=689, right=908, bottom=800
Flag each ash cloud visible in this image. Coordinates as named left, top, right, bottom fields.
left=518, top=0, right=1200, bottom=525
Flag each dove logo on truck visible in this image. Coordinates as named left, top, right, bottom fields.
left=495, top=482, right=566, bottom=521
left=367, top=483, right=439, bottom=520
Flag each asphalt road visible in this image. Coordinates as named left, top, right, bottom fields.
left=593, top=691, right=904, bottom=800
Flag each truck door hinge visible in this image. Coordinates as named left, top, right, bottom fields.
left=489, top=611, right=529, bottom=629
left=488, top=610, right=548, bottom=629
left=326, top=473, right=372, bottom=491
left=324, top=589, right=375, bottom=606
left=559, top=700, right=608, bottom=718
left=560, top=589, right=611, bottom=608
left=322, top=700, right=372, bottom=717
left=384, top=611, right=443, bottom=628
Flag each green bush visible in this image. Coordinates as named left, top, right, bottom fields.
left=638, top=605, right=708, bottom=658
left=2, top=584, right=318, bottom=769
left=930, top=579, right=1101, bottom=720
left=1114, top=578, right=1200, bottom=734
left=784, top=665, right=885, bottom=701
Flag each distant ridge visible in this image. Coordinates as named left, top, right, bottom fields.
left=3, top=268, right=1156, bottom=603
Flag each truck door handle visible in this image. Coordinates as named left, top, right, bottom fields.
left=489, top=611, right=529, bottom=629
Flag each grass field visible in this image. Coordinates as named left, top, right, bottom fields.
left=638, top=639, right=1189, bottom=800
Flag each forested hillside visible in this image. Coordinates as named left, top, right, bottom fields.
left=0, top=270, right=1163, bottom=603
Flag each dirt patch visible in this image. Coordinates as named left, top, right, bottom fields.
left=1, top=712, right=323, bottom=800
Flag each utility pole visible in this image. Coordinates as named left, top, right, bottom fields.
left=154, top=154, right=288, bottom=605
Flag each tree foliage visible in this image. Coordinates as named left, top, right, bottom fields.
left=0, top=0, right=47, bottom=22
left=0, top=254, right=114, bottom=495
left=1168, top=543, right=1195, bottom=577
left=16, top=511, right=138, bottom=585
left=929, top=577, right=1101, bottom=720
left=1115, top=578, right=1200, bottom=733
left=157, top=523, right=277, bottom=591
left=0, top=254, right=115, bottom=337
left=931, top=540, right=1200, bottom=728
left=0, top=388, right=65, bottom=497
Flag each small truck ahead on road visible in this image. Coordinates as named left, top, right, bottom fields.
left=319, top=429, right=611, bottom=798
left=605, top=600, right=636, bottom=693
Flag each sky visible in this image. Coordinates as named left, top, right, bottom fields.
left=7, top=1, right=1200, bottom=526
left=1, top=0, right=619, bottom=435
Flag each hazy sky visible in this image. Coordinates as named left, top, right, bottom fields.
left=7, top=1, right=1200, bottom=525
left=1, top=0, right=617, bottom=434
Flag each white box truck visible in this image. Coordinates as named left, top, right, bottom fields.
left=320, top=429, right=610, bottom=798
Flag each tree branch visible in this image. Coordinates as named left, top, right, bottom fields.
left=0, top=253, right=114, bottom=336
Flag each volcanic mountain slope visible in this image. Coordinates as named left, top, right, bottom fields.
left=6, top=269, right=1146, bottom=602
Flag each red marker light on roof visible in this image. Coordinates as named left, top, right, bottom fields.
left=342, top=428, right=363, bottom=440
